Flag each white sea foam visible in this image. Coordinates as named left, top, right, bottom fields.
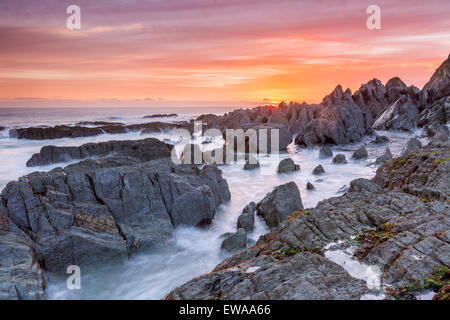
left=0, top=108, right=426, bottom=300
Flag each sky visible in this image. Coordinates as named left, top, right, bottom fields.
left=0, top=0, right=449, bottom=108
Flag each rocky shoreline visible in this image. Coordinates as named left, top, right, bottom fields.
left=0, top=55, right=449, bottom=300
left=167, top=134, right=449, bottom=300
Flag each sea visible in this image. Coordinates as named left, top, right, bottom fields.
left=0, top=106, right=428, bottom=299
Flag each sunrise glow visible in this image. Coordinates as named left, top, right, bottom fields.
left=0, top=0, right=449, bottom=107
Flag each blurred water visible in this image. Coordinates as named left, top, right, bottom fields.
left=0, top=108, right=428, bottom=300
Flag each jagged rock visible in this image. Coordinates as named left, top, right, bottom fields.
left=333, top=154, right=348, bottom=164
left=375, top=148, right=393, bottom=165
left=26, top=138, right=174, bottom=167
left=244, top=156, right=260, bottom=170
left=373, top=96, right=419, bottom=132
left=0, top=126, right=5, bottom=131
left=277, top=158, right=300, bottom=173
left=353, top=79, right=389, bottom=127
left=0, top=158, right=230, bottom=274
left=0, top=231, right=46, bottom=300
left=294, top=86, right=368, bottom=147
left=256, top=182, right=303, bottom=228
left=313, top=165, right=325, bottom=175
left=306, top=182, right=315, bottom=190
left=221, top=228, right=247, bottom=253
left=166, top=252, right=369, bottom=300
left=374, top=142, right=449, bottom=200
left=419, top=96, right=450, bottom=128
left=349, top=178, right=382, bottom=193
left=400, top=138, right=422, bottom=157
left=319, top=145, right=333, bottom=158
left=422, top=54, right=450, bottom=103
left=433, top=125, right=450, bottom=142
left=352, top=146, right=368, bottom=160
left=237, top=202, right=256, bottom=232
left=372, top=135, right=390, bottom=144
left=169, top=137, right=450, bottom=300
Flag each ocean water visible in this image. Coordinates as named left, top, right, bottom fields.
left=0, top=107, right=428, bottom=300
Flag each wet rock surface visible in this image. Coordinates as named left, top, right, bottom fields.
left=256, top=182, right=303, bottom=228
left=237, top=202, right=256, bottom=232
left=333, top=154, right=348, bottom=164
left=168, top=139, right=450, bottom=300
left=277, top=158, right=300, bottom=173
left=10, top=121, right=193, bottom=140
left=26, top=138, right=174, bottom=167
left=221, top=228, right=247, bottom=253
left=352, top=146, right=368, bottom=160
left=0, top=231, right=46, bottom=300
left=243, top=156, right=260, bottom=171
left=0, top=157, right=230, bottom=275
left=313, top=165, right=325, bottom=175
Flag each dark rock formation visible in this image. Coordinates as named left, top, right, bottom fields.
left=312, top=165, right=325, bottom=175
left=166, top=251, right=369, bottom=300
left=1, top=158, right=230, bottom=274
left=243, top=156, right=260, bottom=170
left=10, top=121, right=193, bottom=140
left=306, top=182, right=315, bottom=190
left=422, top=54, right=450, bottom=103
left=375, top=148, right=393, bottom=165
left=221, top=229, right=247, bottom=253
left=237, top=202, right=256, bottom=232
left=168, top=164, right=449, bottom=299
left=333, top=154, right=348, bottom=164
left=319, top=145, right=333, bottom=158
left=419, top=96, right=450, bottom=128
left=372, top=135, right=390, bottom=145
left=352, top=146, right=368, bottom=160
left=277, top=158, right=300, bottom=174
left=26, top=138, right=174, bottom=167
left=143, top=114, right=178, bottom=119
left=374, top=141, right=449, bottom=201
left=256, top=182, right=303, bottom=228
left=0, top=230, right=46, bottom=300
left=372, top=95, right=420, bottom=132
left=400, top=138, right=422, bottom=157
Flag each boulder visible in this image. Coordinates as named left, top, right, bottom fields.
left=375, top=148, right=393, bottom=165
left=372, top=135, right=390, bottom=144
left=306, top=182, right=315, bottom=190
left=277, top=158, right=300, bottom=173
left=352, top=146, right=368, bottom=160
left=318, top=145, right=333, bottom=158
left=333, top=154, right=348, bottom=164
left=256, top=182, right=303, bottom=228
left=237, top=202, right=256, bottom=232
left=312, top=165, right=325, bottom=175
left=400, top=138, right=422, bottom=157
left=220, top=228, right=247, bottom=253
left=244, top=156, right=260, bottom=171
